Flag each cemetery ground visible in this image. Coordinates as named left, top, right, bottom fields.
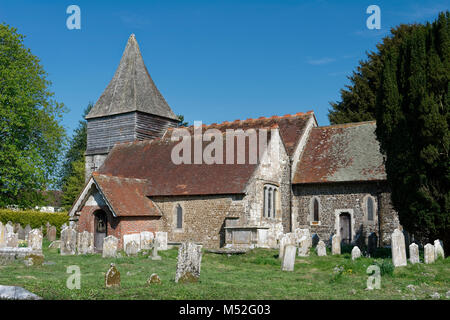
left=0, top=239, right=448, bottom=300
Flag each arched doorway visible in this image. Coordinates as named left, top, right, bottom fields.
left=339, top=212, right=351, bottom=244
left=94, top=210, right=107, bottom=252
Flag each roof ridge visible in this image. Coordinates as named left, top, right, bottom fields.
left=317, top=120, right=376, bottom=129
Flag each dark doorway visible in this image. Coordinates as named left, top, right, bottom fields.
left=94, top=210, right=107, bottom=252
left=339, top=212, right=351, bottom=244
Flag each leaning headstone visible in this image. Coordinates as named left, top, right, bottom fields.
left=150, top=240, right=161, bottom=260
left=279, top=233, right=296, bottom=260
left=123, top=234, right=141, bottom=253
left=77, top=231, right=94, bottom=255
left=60, top=227, right=77, bottom=255
left=147, top=273, right=162, bottom=285
left=281, top=244, right=296, bottom=271
left=391, top=228, right=407, bottom=267
left=368, top=232, right=378, bottom=256
left=424, top=243, right=435, bottom=264
left=105, top=263, right=120, bottom=288
left=316, top=240, right=326, bottom=256
left=125, top=240, right=139, bottom=256
left=351, top=246, right=361, bottom=260
left=102, top=235, right=119, bottom=258
left=312, top=234, right=320, bottom=247
left=331, top=234, right=341, bottom=255
left=0, top=222, right=6, bottom=248
left=47, top=226, right=57, bottom=242
left=140, top=231, right=154, bottom=250
left=155, top=232, right=168, bottom=251
left=24, top=225, right=32, bottom=241
left=27, top=229, right=43, bottom=251
left=17, top=225, right=26, bottom=240
left=409, top=243, right=420, bottom=264
left=434, top=240, right=445, bottom=260
left=175, top=242, right=202, bottom=283
left=6, top=233, right=18, bottom=248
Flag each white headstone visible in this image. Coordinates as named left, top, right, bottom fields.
left=125, top=240, right=139, bottom=256
left=123, top=233, right=141, bottom=253
left=331, top=234, right=341, bottom=255
left=60, top=227, right=77, bottom=255
left=0, top=222, right=6, bottom=248
left=295, top=228, right=311, bottom=257
left=434, top=240, right=445, bottom=260
left=281, top=244, right=296, bottom=271
left=316, top=240, right=327, bottom=256
left=140, top=231, right=154, bottom=250
left=102, top=235, right=119, bottom=258
left=279, top=233, right=296, bottom=260
left=155, top=232, right=168, bottom=251
left=6, top=232, right=18, bottom=248
left=28, top=229, right=43, bottom=251
left=175, top=242, right=202, bottom=283
left=409, top=243, right=420, bottom=264
left=351, top=246, right=361, bottom=260
left=424, top=243, right=435, bottom=264
left=257, top=229, right=269, bottom=248
left=77, top=231, right=94, bottom=255
left=5, top=222, right=14, bottom=234
left=391, top=228, right=407, bottom=267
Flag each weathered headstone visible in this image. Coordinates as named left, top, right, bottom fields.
left=105, top=263, right=120, bottom=288
left=147, top=273, right=162, bottom=285
left=6, top=233, right=18, bottom=248
left=0, top=285, right=42, bottom=300
left=279, top=232, right=296, bottom=260
left=48, top=240, right=61, bottom=249
left=331, top=234, right=341, bottom=255
left=140, top=231, right=154, bottom=250
left=434, top=240, right=445, bottom=260
left=27, top=229, right=43, bottom=251
left=312, top=233, right=320, bottom=247
left=125, top=240, right=139, bottom=256
left=0, top=222, right=6, bottom=248
left=351, top=246, right=361, bottom=260
left=17, top=225, right=26, bottom=240
left=295, top=228, right=311, bottom=257
left=155, top=232, right=168, bottom=250
left=123, top=233, right=141, bottom=253
left=409, top=243, right=420, bottom=264
left=77, top=231, right=94, bottom=255
left=60, top=227, right=77, bottom=255
left=5, top=222, right=14, bottom=234
left=391, top=228, right=407, bottom=267
left=281, top=244, right=296, bottom=271
left=24, top=225, right=32, bottom=241
left=175, top=242, right=202, bottom=283
left=151, top=240, right=161, bottom=260
left=316, top=240, right=326, bottom=256
left=368, top=232, right=378, bottom=256
left=424, top=243, right=435, bottom=264
left=102, top=235, right=119, bottom=258
left=47, top=226, right=57, bottom=242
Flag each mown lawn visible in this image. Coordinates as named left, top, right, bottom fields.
left=0, top=240, right=448, bottom=300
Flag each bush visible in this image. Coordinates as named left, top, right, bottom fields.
left=0, top=209, right=69, bottom=236
left=372, top=259, right=394, bottom=276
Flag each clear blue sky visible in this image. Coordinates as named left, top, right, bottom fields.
left=1, top=0, right=448, bottom=136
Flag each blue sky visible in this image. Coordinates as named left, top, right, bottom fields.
left=0, top=0, right=448, bottom=136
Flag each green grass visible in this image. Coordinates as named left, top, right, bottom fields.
left=0, top=240, right=448, bottom=300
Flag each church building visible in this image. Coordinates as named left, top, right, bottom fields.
left=69, top=35, right=400, bottom=251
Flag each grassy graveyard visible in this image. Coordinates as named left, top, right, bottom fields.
left=0, top=240, right=448, bottom=300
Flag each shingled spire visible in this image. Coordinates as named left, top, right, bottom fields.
left=86, top=34, right=178, bottom=120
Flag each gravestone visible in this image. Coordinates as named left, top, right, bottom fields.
left=60, top=227, right=77, bottom=255
left=14, top=223, right=21, bottom=234
left=0, top=285, right=42, bottom=300
left=140, top=231, right=154, bottom=250
left=409, top=243, right=420, bottom=264
left=123, top=234, right=141, bottom=253
left=331, top=234, right=341, bottom=255
left=150, top=240, right=161, bottom=260
left=281, top=244, right=296, bottom=271
left=368, top=232, right=378, bottom=256
left=295, top=228, right=311, bottom=257
left=47, top=226, right=57, bottom=242
left=316, top=240, right=326, bottom=256
left=311, top=234, right=320, bottom=247
left=6, top=233, right=18, bottom=248
left=5, top=222, right=14, bottom=234
left=27, top=229, right=43, bottom=251
left=125, top=240, right=139, bottom=256
left=102, top=235, right=119, bottom=258
left=175, top=242, right=202, bottom=283
left=17, top=225, right=26, bottom=240
left=77, top=231, right=94, bottom=255
left=105, top=263, right=120, bottom=288
left=257, top=229, right=269, bottom=248
left=424, top=243, right=435, bottom=264
left=61, top=223, right=68, bottom=230
left=155, top=232, right=168, bottom=250
left=147, top=273, right=162, bottom=285
left=24, top=225, right=32, bottom=241
left=279, top=233, right=296, bottom=260
left=0, top=222, right=6, bottom=248
left=391, top=228, right=407, bottom=267
left=434, top=240, right=445, bottom=260
left=351, top=246, right=361, bottom=260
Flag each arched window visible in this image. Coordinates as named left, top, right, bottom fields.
left=313, top=198, right=319, bottom=222
left=176, top=204, right=183, bottom=229
left=367, top=197, right=374, bottom=221
left=263, top=184, right=278, bottom=218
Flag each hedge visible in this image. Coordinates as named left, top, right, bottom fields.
left=0, top=209, right=69, bottom=236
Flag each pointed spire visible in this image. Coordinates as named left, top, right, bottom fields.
left=86, top=34, right=178, bottom=120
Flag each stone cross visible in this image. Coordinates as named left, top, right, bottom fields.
left=28, top=229, right=43, bottom=251
left=331, top=234, right=341, bottom=255
left=281, top=244, right=296, bottom=271
left=424, top=243, right=435, bottom=264
left=60, top=227, right=77, bottom=255
left=409, top=243, right=420, bottom=264
left=105, top=263, right=120, bottom=288
left=151, top=240, right=161, bottom=261
left=391, top=228, right=407, bottom=267
left=316, top=240, right=326, bottom=256
left=102, top=235, right=119, bottom=258
left=295, top=228, right=311, bottom=257
left=351, top=246, right=361, bottom=260
left=434, top=240, right=445, bottom=260
left=175, top=242, right=202, bottom=283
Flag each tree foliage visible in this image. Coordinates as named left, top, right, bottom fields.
left=0, top=24, right=66, bottom=208
left=375, top=12, right=450, bottom=251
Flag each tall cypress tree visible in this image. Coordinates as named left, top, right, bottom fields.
left=375, top=12, right=449, bottom=252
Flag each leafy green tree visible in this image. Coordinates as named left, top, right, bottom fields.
left=375, top=12, right=449, bottom=252
left=61, top=159, right=85, bottom=209
left=177, top=114, right=188, bottom=127
left=0, top=24, right=66, bottom=208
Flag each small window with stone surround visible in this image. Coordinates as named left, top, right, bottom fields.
left=363, top=195, right=377, bottom=224
left=174, top=204, right=183, bottom=230
left=309, top=197, right=321, bottom=225
left=263, top=184, right=278, bottom=218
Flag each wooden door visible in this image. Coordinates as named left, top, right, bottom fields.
left=94, top=211, right=107, bottom=251
left=339, top=213, right=351, bottom=244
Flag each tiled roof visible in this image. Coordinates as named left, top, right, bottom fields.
left=293, top=121, right=386, bottom=184
left=86, top=34, right=178, bottom=121
left=93, top=173, right=160, bottom=216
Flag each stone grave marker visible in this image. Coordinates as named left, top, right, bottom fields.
left=316, top=240, right=326, bottom=256
left=105, top=263, right=120, bottom=288
left=77, top=231, right=94, bottom=255
left=140, top=231, right=154, bottom=250
left=24, top=225, right=32, bottom=241
left=424, top=243, right=435, bottom=264
left=279, top=233, right=296, bottom=260
left=5, top=222, right=14, bottom=234
left=28, top=229, right=43, bottom=251
left=47, top=226, right=57, bottom=242
left=295, top=228, right=311, bottom=257
left=150, top=240, right=161, bottom=261
left=60, top=227, right=77, bottom=255
left=17, top=225, right=26, bottom=240
left=155, top=232, right=168, bottom=250
left=123, top=234, right=141, bottom=253
left=409, top=243, right=420, bottom=264
left=102, top=235, right=119, bottom=258
left=391, top=228, right=407, bottom=267
left=6, top=233, right=18, bottom=248
left=281, top=244, right=296, bottom=272
left=434, top=240, right=445, bottom=260
left=147, top=273, right=162, bottom=285
left=351, top=246, right=361, bottom=260
left=331, top=234, right=341, bottom=255
left=125, top=240, right=139, bottom=256
left=175, top=242, right=202, bottom=283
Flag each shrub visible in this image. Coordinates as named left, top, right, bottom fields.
left=0, top=209, right=69, bottom=236
left=372, top=259, right=394, bottom=276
